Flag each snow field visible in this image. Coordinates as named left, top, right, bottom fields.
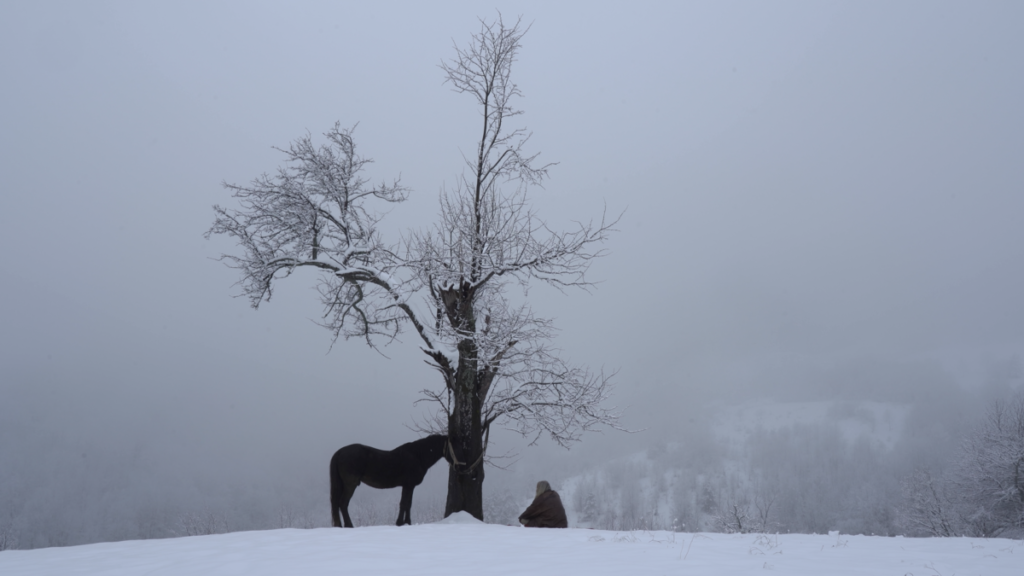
left=1, top=513, right=1020, bottom=575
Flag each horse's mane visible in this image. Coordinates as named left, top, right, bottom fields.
left=399, top=434, right=445, bottom=450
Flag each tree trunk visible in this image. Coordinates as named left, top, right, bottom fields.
left=444, top=335, right=486, bottom=520
left=444, top=418, right=485, bottom=520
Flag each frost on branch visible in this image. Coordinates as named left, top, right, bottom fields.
left=206, top=124, right=420, bottom=347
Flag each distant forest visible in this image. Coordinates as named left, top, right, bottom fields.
left=2, top=367, right=1022, bottom=549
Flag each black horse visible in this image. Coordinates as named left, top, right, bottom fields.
left=329, top=434, right=449, bottom=527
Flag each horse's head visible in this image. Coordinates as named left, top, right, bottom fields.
left=433, top=434, right=455, bottom=466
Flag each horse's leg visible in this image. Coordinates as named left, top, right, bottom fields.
left=340, top=479, right=358, bottom=528
left=330, top=494, right=342, bottom=528
left=397, top=485, right=415, bottom=526
left=330, top=465, right=344, bottom=528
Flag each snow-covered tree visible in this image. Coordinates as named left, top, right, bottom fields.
left=900, top=392, right=1024, bottom=537
left=951, top=392, right=1024, bottom=536
left=207, top=15, right=620, bottom=521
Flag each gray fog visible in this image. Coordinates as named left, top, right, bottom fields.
left=2, top=1, right=1022, bottom=545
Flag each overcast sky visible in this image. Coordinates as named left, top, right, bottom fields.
left=2, top=1, right=1023, bottom=516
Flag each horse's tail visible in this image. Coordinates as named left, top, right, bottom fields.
left=329, top=453, right=343, bottom=528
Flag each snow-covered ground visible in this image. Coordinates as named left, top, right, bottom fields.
left=1, top=512, right=1020, bottom=575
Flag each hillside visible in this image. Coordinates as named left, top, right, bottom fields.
left=551, top=400, right=924, bottom=535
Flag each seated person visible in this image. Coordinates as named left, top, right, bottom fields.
left=518, top=480, right=568, bottom=528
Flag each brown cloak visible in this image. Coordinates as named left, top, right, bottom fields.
left=518, top=489, right=569, bottom=528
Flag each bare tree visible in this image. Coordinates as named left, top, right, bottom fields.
left=898, top=469, right=964, bottom=536
left=713, top=501, right=751, bottom=534
left=751, top=485, right=778, bottom=534
left=207, top=15, right=620, bottom=521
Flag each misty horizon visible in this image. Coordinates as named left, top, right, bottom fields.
left=2, top=1, right=1022, bottom=548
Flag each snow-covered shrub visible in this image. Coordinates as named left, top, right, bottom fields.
left=0, top=523, right=17, bottom=551
left=176, top=509, right=227, bottom=536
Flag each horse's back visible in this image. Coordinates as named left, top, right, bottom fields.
left=332, top=437, right=442, bottom=490
left=331, top=443, right=379, bottom=480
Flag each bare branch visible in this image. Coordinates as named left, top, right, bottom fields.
left=207, top=123, right=436, bottom=351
